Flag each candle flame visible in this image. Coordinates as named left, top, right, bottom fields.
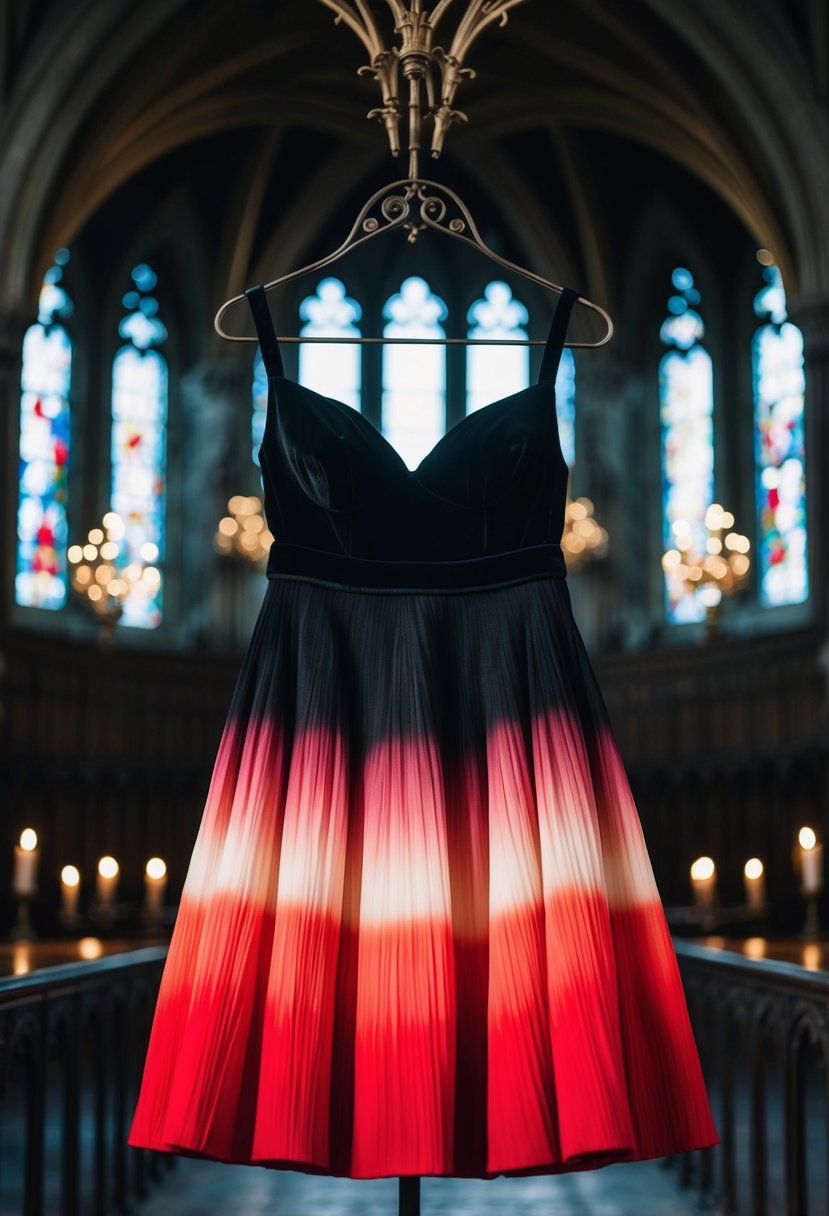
left=146, top=856, right=167, bottom=879
left=13, top=944, right=32, bottom=975
left=744, top=857, right=763, bottom=879
left=19, top=828, right=38, bottom=851
left=61, top=864, right=80, bottom=886
left=98, top=855, right=119, bottom=878
left=799, top=826, right=817, bottom=850
left=690, top=855, right=715, bottom=880
left=802, top=944, right=822, bottom=971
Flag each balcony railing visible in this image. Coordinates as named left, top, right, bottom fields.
left=669, top=938, right=828, bottom=1216
left=1, top=937, right=826, bottom=1215
left=0, top=943, right=173, bottom=1216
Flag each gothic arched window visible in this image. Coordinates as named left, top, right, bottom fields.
left=467, top=281, right=576, bottom=465
left=382, top=276, right=448, bottom=469
left=299, top=277, right=362, bottom=407
left=110, top=263, right=168, bottom=630
left=659, top=267, right=715, bottom=624
left=248, top=276, right=575, bottom=473
left=15, top=249, right=74, bottom=610
left=466, top=280, right=529, bottom=411
left=751, top=262, right=808, bottom=606
left=252, top=277, right=362, bottom=469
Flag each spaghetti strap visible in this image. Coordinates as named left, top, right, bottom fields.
left=245, top=284, right=284, bottom=378
left=537, top=287, right=580, bottom=384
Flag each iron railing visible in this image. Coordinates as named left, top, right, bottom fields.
left=669, top=939, right=828, bottom=1216
left=0, top=945, right=173, bottom=1216
left=1, top=938, right=826, bottom=1215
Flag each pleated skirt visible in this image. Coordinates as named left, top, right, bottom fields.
left=126, top=542, right=720, bottom=1178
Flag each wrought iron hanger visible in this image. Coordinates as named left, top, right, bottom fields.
left=214, top=0, right=614, bottom=350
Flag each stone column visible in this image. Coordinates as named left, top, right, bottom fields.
left=789, top=296, right=829, bottom=728
left=569, top=353, right=647, bottom=654
left=177, top=359, right=261, bottom=648
left=0, top=305, right=35, bottom=639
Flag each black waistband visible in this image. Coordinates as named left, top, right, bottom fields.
left=265, top=542, right=567, bottom=592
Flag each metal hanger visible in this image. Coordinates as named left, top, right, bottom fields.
left=213, top=175, right=613, bottom=349
left=213, top=0, right=614, bottom=350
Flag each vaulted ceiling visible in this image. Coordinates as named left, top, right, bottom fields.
left=0, top=0, right=826, bottom=330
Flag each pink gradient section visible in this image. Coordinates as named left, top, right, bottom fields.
left=127, top=709, right=720, bottom=1178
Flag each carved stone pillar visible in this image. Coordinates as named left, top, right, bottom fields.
left=570, top=353, right=645, bottom=654
left=789, top=295, right=829, bottom=729
left=0, top=305, right=35, bottom=639
left=178, top=359, right=261, bottom=648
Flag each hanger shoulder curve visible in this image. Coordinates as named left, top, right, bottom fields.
left=213, top=177, right=614, bottom=350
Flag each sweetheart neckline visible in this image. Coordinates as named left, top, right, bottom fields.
left=266, top=374, right=555, bottom=478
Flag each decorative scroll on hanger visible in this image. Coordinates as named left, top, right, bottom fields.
left=319, top=0, right=526, bottom=179
left=363, top=176, right=495, bottom=247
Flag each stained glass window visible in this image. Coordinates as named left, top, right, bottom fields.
left=252, top=347, right=268, bottom=469
left=752, top=262, right=807, bottom=605
left=110, top=263, right=168, bottom=630
left=556, top=346, right=576, bottom=468
left=659, top=267, right=715, bottom=624
left=382, top=276, right=448, bottom=469
left=15, top=249, right=74, bottom=610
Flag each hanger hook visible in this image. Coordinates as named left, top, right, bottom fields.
left=320, top=0, right=528, bottom=174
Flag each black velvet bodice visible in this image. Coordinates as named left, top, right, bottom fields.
left=246, top=285, right=579, bottom=565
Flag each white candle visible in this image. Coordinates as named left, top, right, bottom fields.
left=743, top=858, right=765, bottom=908
left=144, top=857, right=167, bottom=915
left=690, top=856, right=716, bottom=908
left=13, top=944, right=32, bottom=975
left=96, top=856, right=119, bottom=906
left=61, top=865, right=80, bottom=917
left=801, top=841, right=823, bottom=895
left=13, top=829, right=39, bottom=895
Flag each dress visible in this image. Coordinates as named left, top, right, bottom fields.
left=127, top=283, right=720, bottom=1180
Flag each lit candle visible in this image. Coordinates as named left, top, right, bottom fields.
left=798, top=827, right=823, bottom=895
left=743, top=857, right=766, bottom=908
left=144, top=857, right=167, bottom=915
left=13, top=828, right=39, bottom=895
left=61, top=865, right=81, bottom=917
left=690, top=855, right=716, bottom=908
left=96, top=855, right=119, bottom=906
left=12, top=944, right=32, bottom=976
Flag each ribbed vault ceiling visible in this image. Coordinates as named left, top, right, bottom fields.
left=0, top=0, right=825, bottom=316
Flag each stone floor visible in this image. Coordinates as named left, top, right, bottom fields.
left=135, top=1156, right=707, bottom=1215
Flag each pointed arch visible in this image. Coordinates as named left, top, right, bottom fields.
left=659, top=267, right=715, bottom=624
left=298, top=277, right=362, bottom=407
left=381, top=277, right=448, bottom=470
left=110, top=262, right=168, bottom=629
left=15, top=249, right=74, bottom=610
left=466, top=281, right=530, bottom=412
left=751, top=262, right=808, bottom=606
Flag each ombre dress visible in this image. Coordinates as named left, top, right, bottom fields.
left=127, top=284, right=719, bottom=1179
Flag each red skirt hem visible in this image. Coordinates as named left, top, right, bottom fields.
left=125, top=1131, right=721, bottom=1180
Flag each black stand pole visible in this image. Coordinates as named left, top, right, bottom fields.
left=398, top=1175, right=420, bottom=1215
